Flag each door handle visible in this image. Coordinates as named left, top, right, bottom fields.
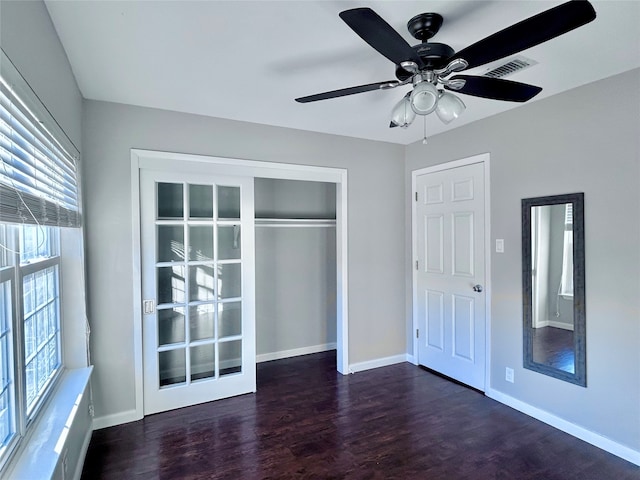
left=143, top=299, right=155, bottom=314
left=473, top=284, right=483, bottom=293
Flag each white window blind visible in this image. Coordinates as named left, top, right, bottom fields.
left=565, top=202, right=573, bottom=226
left=0, top=51, right=80, bottom=227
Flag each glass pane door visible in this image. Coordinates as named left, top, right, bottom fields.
left=155, top=181, right=243, bottom=387
left=141, top=170, right=255, bottom=415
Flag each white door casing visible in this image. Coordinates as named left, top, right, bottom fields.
left=122, top=149, right=349, bottom=429
left=140, top=169, right=256, bottom=415
left=413, top=156, right=489, bottom=391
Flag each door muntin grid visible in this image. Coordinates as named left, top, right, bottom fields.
left=155, top=182, right=243, bottom=388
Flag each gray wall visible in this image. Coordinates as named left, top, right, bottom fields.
left=255, top=179, right=337, bottom=357
left=82, top=100, right=406, bottom=420
left=405, top=69, right=640, bottom=451
left=255, top=178, right=336, bottom=219
left=256, top=227, right=337, bottom=356
left=0, top=0, right=82, bottom=148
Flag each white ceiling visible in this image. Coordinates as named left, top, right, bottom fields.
left=45, top=1, right=640, bottom=145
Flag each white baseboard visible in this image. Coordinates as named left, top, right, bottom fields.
left=92, top=409, right=142, bottom=430
left=406, top=354, right=417, bottom=365
left=548, top=320, right=574, bottom=331
left=257, top=343, right=336, bottom=363
left=535, top=320, right=574, bottom=331
left=486, top=388, right=640, bottom=466
left=349, top=354, right=407, bottom=373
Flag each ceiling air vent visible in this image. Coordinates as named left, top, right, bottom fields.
left=483, top=56, right=537, bottom=78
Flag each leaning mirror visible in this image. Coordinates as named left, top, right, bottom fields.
left=522, top=193, right=586, bottom=386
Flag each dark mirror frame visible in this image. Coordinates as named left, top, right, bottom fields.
left=522, top=193, right=586, bottom=386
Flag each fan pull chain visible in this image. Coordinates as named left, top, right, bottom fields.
left=422, top=115, right=428, bottom=145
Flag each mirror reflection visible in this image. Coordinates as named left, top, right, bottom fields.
left=522, top=193, right=586, bottom=386
left=531, top=203, right=575, bottom=373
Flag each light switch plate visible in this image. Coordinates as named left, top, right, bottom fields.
left=496, top=239, right=504, bottom=253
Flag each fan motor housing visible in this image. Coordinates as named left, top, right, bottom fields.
left=395, top=42, right=455, bottom=80
left=407, top=13, right=444, bottom=41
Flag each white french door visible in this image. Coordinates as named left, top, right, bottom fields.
left=414, top=160, right=486, bottom=390
left=140, top=169, right=255, bottom=415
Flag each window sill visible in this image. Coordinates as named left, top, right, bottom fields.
left=5, top=366, right=93, bottom=480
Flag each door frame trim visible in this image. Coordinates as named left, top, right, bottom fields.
left=131, top=149, right=349, bottom=421
left=411, top=153, right=491, bottom=391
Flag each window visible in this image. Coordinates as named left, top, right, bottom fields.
left=559, top=203, right=574, bottom=298
left=0, top=272, right=14, bottom=449
left=0, top=49, right=82, bottom=470
left=20, top=225, right=61, bottom=415
left=0, top=223, right=67, bottom=466
left=0, top=229, right=17, bottom=462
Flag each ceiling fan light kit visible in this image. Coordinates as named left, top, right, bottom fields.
left=410, top=79, right=439, bottom=115
left=435, top=92, right=466, bottom=125
left=390, top=93, right=415, bottom=129
left=295, top=1, right=596, bottom=135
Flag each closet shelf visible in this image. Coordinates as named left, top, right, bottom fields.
left=255, top=218, right=336, bottom=228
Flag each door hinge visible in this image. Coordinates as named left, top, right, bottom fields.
left=415, top=191, right=418, bottom=202
left=416, top=329, right=419, bottom=339
left=415, top=260, right=419, bottom=270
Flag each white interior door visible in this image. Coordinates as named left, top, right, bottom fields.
left=415, top=161, right=486, bottom=390
left=140, top=170, right=255, bottom=415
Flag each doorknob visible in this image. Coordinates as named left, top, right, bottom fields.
left=473, top=284, right=483, bottom=293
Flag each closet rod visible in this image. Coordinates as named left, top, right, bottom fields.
left=255, top=218, right=336, bottom=228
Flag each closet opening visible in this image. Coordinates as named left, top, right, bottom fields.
left=254, top=178, right=337, bottom=373
left=132, top=150, right=348, bottom=420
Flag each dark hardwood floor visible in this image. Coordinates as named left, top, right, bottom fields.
left=82, top=352, right=638, bottom=479
left=532, top=326, right=575, bottom=373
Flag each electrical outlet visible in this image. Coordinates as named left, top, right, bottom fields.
left=505, top=367, right=514, bottom=383
left=496, top=239, right=504, bottom=253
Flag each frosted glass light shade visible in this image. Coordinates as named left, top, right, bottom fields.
left=410, top=81, right=438, bottom=115
left=436, top=91, right=466, bottom=124
left=390, top=94, right=416, bottom=128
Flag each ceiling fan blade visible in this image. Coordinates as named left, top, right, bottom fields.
left=339, top=8, right=424, bottom=68
left=447, top=75, right=542, bottom=102
left=450, top=0, right=596, bottom=70
left=295, top=81, right=398, bottom=103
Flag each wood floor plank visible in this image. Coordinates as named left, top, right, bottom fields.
left=81, top=352, right=638, bottom=479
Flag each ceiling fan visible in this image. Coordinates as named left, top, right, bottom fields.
left=295, top=1, right=596, bottom=129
